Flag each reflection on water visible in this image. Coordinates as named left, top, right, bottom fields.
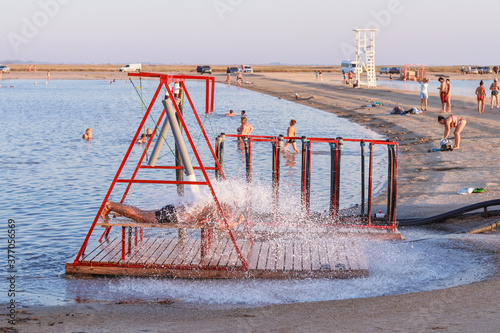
left=0, top=79, right=494, bottom=307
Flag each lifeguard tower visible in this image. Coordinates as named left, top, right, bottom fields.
left=66, top=72, right=401, bottom=279
left=354, top=29, right=377, bottom=88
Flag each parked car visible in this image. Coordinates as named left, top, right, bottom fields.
left=479, top=66, right=492, bottom=74
left=466, top=66, right=479, bottom=74
left=242, top=65, right=253, bottom=73
left=119, top=63, right=141, bottom=72
left=196, top=65, right=212, bottom=74
left=389, top=67, right=402, bottom=74
left=227, top=67, right=239, bottom=74
left=340, top=60, right=362, bottom=74
left=0, top=65, right=10, bottom=73
left=379, top=67, right=391, bottom=74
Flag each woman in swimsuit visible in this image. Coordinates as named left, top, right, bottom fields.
left=446, top=79, right=452, bottom=112
left=438, top=77, right=448, bottom=112
left=438, top=115, right=467, bottom=149
left=489, top=78, right=500, bottom=109
left=475, top=80, right=487, bottom=114
left=101, top=201, right=243, bottom=229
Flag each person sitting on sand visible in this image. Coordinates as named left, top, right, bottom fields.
left=438, top=77, right=448, bottom=112
left=475, top=81, right=487, bottom=114
left=237, top=116, right=254, bottom=140
left=283, top=119, right=299, bottom=153
left=82, top=128, right=92, bottom=141
left=101, top=201, right=244, bottom=229
left=438, top=115, right=466, bottom=149
left=226, top=110, right=236, bottom=117
left=489, top=78, right=500, bottom=109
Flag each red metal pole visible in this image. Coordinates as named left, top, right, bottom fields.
left=367, top=143, right=373, bottom=226
left=210, top=77, right=215, bottom=112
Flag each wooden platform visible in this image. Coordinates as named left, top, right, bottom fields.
left=66, top=236, right=369, bottom=279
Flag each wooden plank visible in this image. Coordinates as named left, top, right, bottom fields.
left=234, top=239, right=252, bottom=267
left=149, top=238, right=175, bottom=265
left=301, top=241, right=312, bottom=271
left=293, top=240, right=303, bottom=271
left=136, top=237, right=168, bottom=265
left=256, top=241, right=269, bottom=271
left=265, top=241, right=278, bottom=271
left=284, top=241, right=294, bottom=271
left=310, top=239, right=321, bottom=271
left=157, top=238, right=183, bottom=265
left=90, top=238, right=122, bottom=263
left=125, top=238, right=155, bottom=265
left=274, top=240, right=286, bottom=272
left=218, top=239, right=238, bottom=267
left=163, top=238, right=190, bottom=266
left=207, top=238, right=230, bottom=267
left=180, top=239, right=200, bottom=266
left=97, top=219, right=215, bottom=230
left=82, top=237, right=116, bottom=261
left=172, top=239, right=197, bottom=266
left=247, top=241, right=262, bottom=270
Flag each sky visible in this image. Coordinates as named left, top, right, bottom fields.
left=1, top=0, right=499, bottom=66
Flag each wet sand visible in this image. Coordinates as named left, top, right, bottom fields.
left=4, top=70, right=500, bottom=332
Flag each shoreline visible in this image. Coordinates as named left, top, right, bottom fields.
left=5, top=70, right=500, bottom=332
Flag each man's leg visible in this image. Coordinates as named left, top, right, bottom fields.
left=102, top=201, right=156, bottom=224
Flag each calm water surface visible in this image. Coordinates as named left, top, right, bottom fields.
left=0, top=79, right=495, bottom=307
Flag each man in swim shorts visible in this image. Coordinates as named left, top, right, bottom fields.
left=82, top=128, right=92, bottom=141
left=438, top=77, right=448, bottom=112
left=283, top=119, right=299, bottom=152
left=101, top=201, right=243, bottom=229
left=437, top=115, right=466, bottom=149
left=490, top=78, right=500, bottom=109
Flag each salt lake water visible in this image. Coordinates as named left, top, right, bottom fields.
left=0, top=79, right=495, bottom=307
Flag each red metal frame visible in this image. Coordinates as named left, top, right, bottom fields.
left=73, top=73, right=250, bottom=270
left=221, top=134, right=399, bottom=230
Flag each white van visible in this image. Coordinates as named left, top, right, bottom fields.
left=119, top=63, right=142, bottom=72
left=340, top=60, right=361, bottom=74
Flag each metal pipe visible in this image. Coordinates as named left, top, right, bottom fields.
left=386, top=142, right=394, bottom=223
left=244, top=136, right=251, bottom=182
left=162, top=97, right=199, bottom=193
left=335, top=138, right=343, bottom=219
left=360, top=140, right=366, bottom=221
left=215, top=133, right=225, bottom=180
left=305, top=140, right=312, bottom=216
left=329, top=142, right=337, bottom=217
left=300, top=136, right=308, bottom=213
left=175, top=89, right=185, bottom=196
left=149, top=107, right=171, bottom=167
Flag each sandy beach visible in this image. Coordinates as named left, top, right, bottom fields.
left=3, top=69, right=499, bottom=332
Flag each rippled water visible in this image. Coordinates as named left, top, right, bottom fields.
left=0, top=79, right=495, bottom=307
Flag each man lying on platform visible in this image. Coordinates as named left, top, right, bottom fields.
left=101, top=201, right=244, bottom=229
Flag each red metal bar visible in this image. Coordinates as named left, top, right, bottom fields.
left=75, top=82, right=163, bottom=264
left=73, top=260, right=249, bottom=272
left=205, top=79, right=209, bottom=114
left=116, top=179, right=208, bottom=185
left=121, top=227, right=125, bottom=261
left=140, top=165, right=217, bottom=170
left=367, top=143, right=374, bottom=226
left=181, top=81, right=225, bottom=180
left=392, top=143, right=399, bottom=227
left=210, top=77, right=215, bottom=112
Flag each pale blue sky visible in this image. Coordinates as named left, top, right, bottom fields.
left=1, top=0, right=498, bottom=66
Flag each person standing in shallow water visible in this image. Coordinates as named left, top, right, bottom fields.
left=82, top=128, right=92, bottom=141
left=283, top=119, right=299, bottom=153
left=438, top=115, right=466, bottom=149
left=475, top=80, right=487, bottom=114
